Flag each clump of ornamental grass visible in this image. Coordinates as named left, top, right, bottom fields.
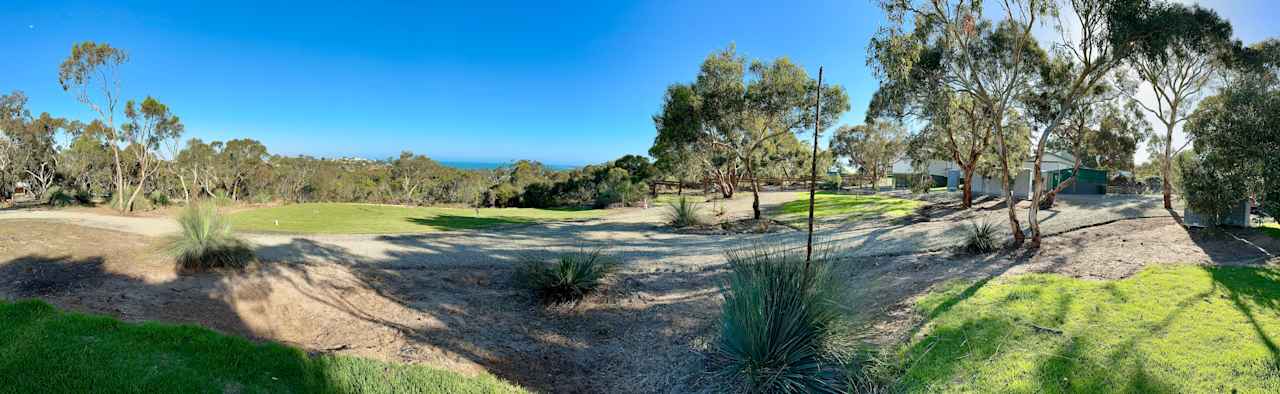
left=167, top=202, right=254, bottom=271
left=713, top=245, right=853, bottom=393
left=666, top=196, right=705, bottom=227
left=960, top=220, right=1001, bottom=254
left=515, top=249, right=617, bottom=305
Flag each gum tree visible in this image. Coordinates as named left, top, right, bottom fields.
left=58, top=41, right=131, bottom=212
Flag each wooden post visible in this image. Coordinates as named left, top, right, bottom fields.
left=806, top=67, right=823, bottom=265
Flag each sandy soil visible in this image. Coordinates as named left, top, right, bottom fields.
left=1, top=192, right=1276, bottom=393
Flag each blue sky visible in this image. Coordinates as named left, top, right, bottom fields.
left=2, top=0, right=880, bottom=166
left=2, top=1, right=1274, bottom=166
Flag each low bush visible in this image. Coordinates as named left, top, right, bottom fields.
left=960, top=220, right=1000, bottom=254
left=73, top=189, right=94, bottom=205
left=149, top=191, right=171, bottom=207
left=168, top=202, right=254, bottom=271
left=514, top=249, right=616, bottom=305
left=666, top=196, right=704, bottom=227
left=44, top=186, right=75, bottom=207
left=714, top=246, right=849, bottom=393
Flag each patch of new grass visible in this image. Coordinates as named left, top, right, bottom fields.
left=0, top=299, right=524, bottom=393
left=774, top=192, right=923, bottom=225
left=897, top=265, right=1280, bottom=393
left=1263, top=222, right=1280, bottom=240
left=229, top=203, right=607, bottom=234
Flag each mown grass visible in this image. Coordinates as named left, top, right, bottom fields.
left=774, top=192, right=923, bottom=225
left=229, top=203, right=607, bottom=234
left=0, top=299, right=524, bottom=393
left=897, top=265, right=1280, bottom=393
left=1263, top=222, right=1280, bottom=239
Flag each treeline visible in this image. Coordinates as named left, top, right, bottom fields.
left=1, top=41, right=667, bottom=211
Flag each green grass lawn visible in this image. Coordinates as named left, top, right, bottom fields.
left=896, top=265, right=1280, bottom=393
left=1263, top=222, right=1280, bottom=239
left=773, top=192, right=922, bottom=225
left=229, top=203, right=607, bottom=234
left=0, top=300, right=524, bottom=394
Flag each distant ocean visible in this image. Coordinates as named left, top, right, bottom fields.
left=439, top=161, right=579, bottom=171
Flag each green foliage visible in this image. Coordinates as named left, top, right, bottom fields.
left=0, top=299, right=525, bottom=393
left=714, top=246, right=848, bottom=393
left=1185, top=72, right=1280, bottom=221
left=148, top=190, right=170, bottom=207
left=514, top=250, right=617, bottom=305
left=43, top=186, right=75, bottom=207
left=822, top=173, right=843, bottom=191
left=960, top=220, right=1001, bottom=254
left=899, top=265, right=1280, bottom=392
left=229, top=203, right=605, bottom=234
left=830, top=121, right=908, bottom=187
left=1178, top=155, right=1249, bottom=227
left=665, top=196, right=704, bottom=227
left=909, top=172, right=934, bottom=194
left=168, top=203, right=253, bottom=271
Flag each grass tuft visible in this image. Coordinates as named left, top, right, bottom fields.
left=960, top=220, right=1001, bottom=254
left=666, top=196, right=705, bottom=227
left=713, top=246, right=849, bottom=393
left=515, top=249, right=617, bottom=305
left=168, top=202, right=254, bottom=271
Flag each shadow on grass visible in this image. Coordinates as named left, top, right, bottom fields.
left=405, top=214, right=531, bottom=230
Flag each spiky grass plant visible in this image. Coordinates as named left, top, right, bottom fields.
left=715, top=246, right=848, bottom=393
left=961, top=220, right=1001, bottom=254
left=666, top=196, right=705, bottom=227
left=515, top=249, right=616, bottom=305
left=168, top=202, right=254, bottom=271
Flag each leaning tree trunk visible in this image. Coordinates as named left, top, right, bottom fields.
left=746, top=158, right=762, bottom=220
left=994, top=122, right=1024, bottom=246
left=1162, top=126, right=1174, bottom=209
left=1040, top=156, right=1082, bottom=210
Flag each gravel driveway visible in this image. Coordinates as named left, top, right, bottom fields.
left=0, top=192, right=1176, bottom=271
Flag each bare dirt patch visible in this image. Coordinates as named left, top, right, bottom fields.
left=0, top=221, right=722, bottom=394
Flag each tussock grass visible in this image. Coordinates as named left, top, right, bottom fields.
left=665, top=196, right=705, bottom=227
left=960, top=220, right=1001, bottom=254
left=713, top=246, right=853, bottom=393
left=168, top=202, right=254, bottom=271
left=515, top=249, right=617, bottom=305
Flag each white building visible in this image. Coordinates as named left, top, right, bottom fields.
left=892, top=151, right=1078, bottom=199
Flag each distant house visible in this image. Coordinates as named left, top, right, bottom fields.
left=13, top=182, right=29, bottom=196
left=891, top=151, right=1106, bottom=198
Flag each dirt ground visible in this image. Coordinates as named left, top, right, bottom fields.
left=2, top=193, right=1278, bottom=393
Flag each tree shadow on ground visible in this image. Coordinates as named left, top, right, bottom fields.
left=405, top=214, right=532, bottom=231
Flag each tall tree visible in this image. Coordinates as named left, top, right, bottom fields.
left=1126, top=3, right=1233, bottom=209
left=119, top=96, right=183, bottom=211
left=58, top=41, right=131, bottom=212
left=830, top=121, right=908, bottom=192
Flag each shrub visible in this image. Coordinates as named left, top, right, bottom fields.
left=167, top=203, right=254, bottom=271
left=910, top=172, right=935, bottom=194
left=73, top=189, right=94, bottom=205
left=822, top=174, right=844, bottom=191
left=715, top=246, right=848, bottom=393
left=666, top=196, right=704, bottom=227
left=960, top=220, right=1000, bottom=254
left=149, top=191, right=171, bottom=207
left=1180, top=155, right=1250, bottom=227
left=211, top=190, right=234, bottom=207
left=44, top=186, right=75, bottom=207
left=514, top=249, right=616, bottom=305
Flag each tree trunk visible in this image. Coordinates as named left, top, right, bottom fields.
left=1028, top=152, right=1046, bottom=249
left=962, top=166, right=976, bottom=209
left=994, top=121, right=1024, bottom=246
left=1040, top=156, right=1082, bottom=210
left=1162, top=127, right=1174, bottom=209
left=747, top=158, right=762, bottom=220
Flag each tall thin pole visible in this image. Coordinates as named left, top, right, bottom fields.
left=806, top=67, right=823, bottom=264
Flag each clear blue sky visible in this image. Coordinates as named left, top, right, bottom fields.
left=2, top=1, right=1274, bottom=165
left=2, top=0, right=880, bottom=165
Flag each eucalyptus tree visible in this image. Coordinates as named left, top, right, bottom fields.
left=119, top=96, right=183, bottom=211
left=873, top=0, right=1049, bottom=245
left=653, top=45, right=848, bottom=219
left=1125, top=3, right=1233, bottom=209
left=58, top=41, right=132, bottom=212
left=830, top=121, right=908, bottom=192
